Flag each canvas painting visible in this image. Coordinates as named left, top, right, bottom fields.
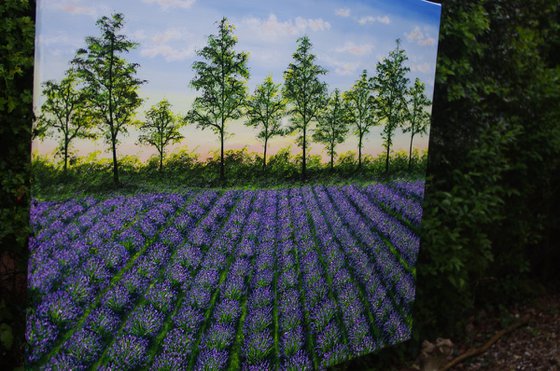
left=28, top=0, right=441, bottom=368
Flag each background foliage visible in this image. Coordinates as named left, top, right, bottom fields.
left=1, top=0, right=559, bottom=369
left=0, top=0, right=34, bottom=367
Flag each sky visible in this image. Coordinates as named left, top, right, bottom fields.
left=33, top=0, right=441, bottom=162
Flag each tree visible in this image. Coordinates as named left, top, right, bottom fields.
left=185, top=17, right=249, bottom=182
left=372, top=39, right=410, bottom=174
left=138, top=99, right=184, bottom=172
left=403, top=78, right=431, bottom=170
left=312, top=89, right=349, bottom=170
left=344, top=69, right=377, bottom=171
left=245, top=76, right=286, bottom=170
left=283, top=36, right=328, bottom=180
left=36, top=69, right=96, bottom=175
left=72, top=13, right=144, bottom=185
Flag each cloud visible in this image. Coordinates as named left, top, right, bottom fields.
left=242, top=14, right=331, bottom=41
left=60, top=4, right=96, bottom=16
left=140, top=27, right=200, bottom=61
left=335, top=41, right=374, bottom=56
left=141, top=44, right=196, bottom=61
left=322, top=56, right=360, bottom=76
left=151, top=28, right=183, bottom=43
left=405, top=26, right=436, bottom=46
left=358, top=15, right=390, bottom=25
left=38, top=33, right=82, bottom=48
left=143, top=0, right=196, bottom=10
left=42, top=0, right=105, bottom=17
left=411, top=62, right=431, bottom=73
left=335, top=8, right=351, bottom=17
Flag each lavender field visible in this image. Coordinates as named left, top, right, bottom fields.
left=26, top=181, right=424, bottom=370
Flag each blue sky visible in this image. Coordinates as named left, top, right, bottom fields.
left=34, top=0, right=441, bottom=161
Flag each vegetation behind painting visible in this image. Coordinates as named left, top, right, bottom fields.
left=32, top=13, right=432, bottom=199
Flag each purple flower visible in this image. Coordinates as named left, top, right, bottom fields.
left=37, top=290, right=80, bottom=329
left=102, top=284, right=132, bottom=313
left=108, top=335, right=149, bottom=369
left=85, top=307, right=120, bottom=338
left=161, top=328, right=193, bottom=355
left=244, top=331, right=273, bottom=364
left=25, top=314, right=58, bottom=363
left=173, top=305, right=203, bottom=334
left=152, top=351, right=187, bottom=370
left=43, top=352, right=84, bottom=370
left=215, top=298, right=241, bottom=325
left=194, top=348, right=229, bottom=371
left=282, top=350, right=312, bottom=371
left=281, top=327, right=304, bottom=357
left=145, top=282, right=176, bottom=312
left=203, top=323, right=235, bottom=350
left=63, top=328, right=102, bottom=364
left=245, top=306, right=272, bottom=333
left=125, top=304, right=164, bottom=338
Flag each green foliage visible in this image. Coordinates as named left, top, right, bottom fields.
left=283, top=36, right=328, bottom=179
left=372, top=39, right=410, bottom=174
left=36, top=69, right=97, bottom=174
left=0, top=0, right=34, bottom=367
left=245, top=76, right=286, bottom=170
left=344, top=70, right=378, bottom=170
left=31, top=148, right=428, bottom=198
left=138, top=99, right=184, bottom=172
left=72, top=12, right=144, bottom=185
left=186, top=17, right=249, bottom=182
left=312, top=89, right=350, bottom=169
left=414, top=0, right=560, bottom=344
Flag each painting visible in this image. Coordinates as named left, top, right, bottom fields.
left=28, top=0, right=441, bottom=368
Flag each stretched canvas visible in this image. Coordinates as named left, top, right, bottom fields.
left=28, top=0, right=441, bottom=369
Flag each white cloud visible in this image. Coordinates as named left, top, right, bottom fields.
left=151, top=28, right=183, bottom=43
left=38, top=33, right=81, bottom=48
left=141, top=44, right=196, bottom=61
left=242, top=14, right=331, bottom=41
left=335, top=41, right=374, bottom=56
left=335, top=8, right=351, bottom=17
left=140, top=27, right=200, bottom=62
left=143, top=0, right=196, bottom=10
left=405, top=26, right=436, bottom=46
left=322, top=56, right=360, bottom=76
left=411, top=62, right=431, bottom=74
left=358, top=15, right=390, bottom=25
left=42, top=0, right=106, bottom=17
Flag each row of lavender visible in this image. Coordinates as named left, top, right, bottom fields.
left=27, top=180, right=424, bottom=370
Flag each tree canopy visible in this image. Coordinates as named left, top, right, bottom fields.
left=245, top=76, right=286, bottom=170
left=138, top=99, right=184, bottom=172
left=283, top=36, right=328, bottom=180
left=313, top=89, right=349, bottom=170
left=185, top=17, right=249, bottom=182
left=72, top=12, right=144, bottom=185
left=36, top=69, right=96, bottom=175
left=372, top=39, right=410, bottom=174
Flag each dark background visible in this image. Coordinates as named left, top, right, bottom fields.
left=1, top=0, right=559, bottom=369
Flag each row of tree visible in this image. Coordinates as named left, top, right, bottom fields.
left=35, top=13, right=431, bottom=184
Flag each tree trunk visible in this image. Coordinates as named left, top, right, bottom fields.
left=408, top=132, right=415, bottom=171
left=302, top=125, right=307, bottom=180
left=385, top=142, right=391, bottom=174
left=112, top=134, right=119, bottom=185
left=159, top=150, right=163, bottom=173
left=330, top=143, right=334, bottom=171
left=358, top=132, right=363, bottom=171
left=63, top=136, right=68, bottom=178
left=263, top=137, right=268, bottom=171
left=220, top=128, right=225, bottom=182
